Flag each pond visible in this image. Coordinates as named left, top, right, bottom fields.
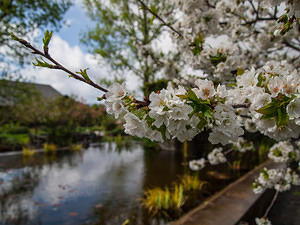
left=0, top=141, right=251, bottom=225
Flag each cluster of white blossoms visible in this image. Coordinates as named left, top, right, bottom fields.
left=255, top=217, right=272, bottom=225
left=207, top=147, right=227, bottom=165
left=252, top=167, right=300, bottom=194
left=189, top=147, right=227, bottom=171
left=195, top=40, right=245, bottom=82
left=268, top=141, right=300, bottom=163
left=105, top=60, right=300, bottom=146
left=105, top=78, right=246, bottom=144
left=231, top=137, right=254, bottom=153
left=189, top=158, right=206, bottom=171
left=224, top=61, right=300, bottom=141
left=171, top=0, right=300, bottom=82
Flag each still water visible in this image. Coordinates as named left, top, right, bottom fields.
left=0, top=142, right=191, bottom=225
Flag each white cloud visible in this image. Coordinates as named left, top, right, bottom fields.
left=23, top=35, right=110, bottom=104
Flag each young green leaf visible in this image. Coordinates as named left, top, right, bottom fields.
left=43, top=30, right=53, bottom=47
left=33, top=58, right=57, bottom=69
left=210, top=51, right=227, bottom=67
left=10, top=33, right=19, bottom=41
left=76, top=68, right=90, bottom=81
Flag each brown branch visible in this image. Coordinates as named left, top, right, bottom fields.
left=244, top=16, right=279, bottom=25
left=263, top=190, right=279, bottom=218
left=135, top=0, right=183, bottom=37
left=232, top=103, right=250, bottom=108
left=247, top=0, right=258, bottom=15
left=283, top=39, right=300, bottom=52
left=13, top=36, right=108, bottom=93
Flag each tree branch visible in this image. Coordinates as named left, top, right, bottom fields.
left=263, top=190, right=279, bottom=218
left=283, top=39, right=300, bottom=52
left=135, top=0, right=183, bottom=37
left=12, top=36, right=108, bottom=92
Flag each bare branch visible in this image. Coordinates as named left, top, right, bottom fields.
left=12, top=35, right=108, bottom=93
left=283, top=39, right=300, bottom=52
left=263, top=190, right=279, bottom=218
left=135, top=0, right=183, bottom=37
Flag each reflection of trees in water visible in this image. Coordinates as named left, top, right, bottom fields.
left=86, top=197, right=166, bottom=225
left=0, top=151, right=83, bottom=224
left=0, top=167, right=40, bottom=224
left=104, top=139, right=136, bottom=154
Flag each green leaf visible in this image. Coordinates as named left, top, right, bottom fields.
left=210, top=51, right=227, bottom=67
left=256, top=101, right=278, bottom=116
left=261, top=169, right=269, bottom=179
left=76, top=68, right=90, bottom=81
left=186, top=88, right=199, bottom=102
left=190, top=33, right=205, bottom=56
left=33, top=58, right=56, bottom=68
left=257, top=96, right=292, bottom=127
left=43, top=30, right=53, bottom=47
left=97, top=96, right=105, bottom=101
left=150, top=5, right=158, bottom=14
left=275, top=107, right=289, bottom=127
left=236, top=68, right=245, bottom=76
left=149, top=5, right=157, bottom=25
left=257, top=73, right=265, bottom=87
left=145, top=115, right=155, bottom=127
left=132, top=109, right=147, bottom=120
left=10, top=33, right=19, bottom=41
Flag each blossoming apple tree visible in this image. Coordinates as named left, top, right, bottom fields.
left=11, top=0, right=300, bottom=224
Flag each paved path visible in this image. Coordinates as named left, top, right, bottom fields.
left=268, top=186, right=300, bottom=225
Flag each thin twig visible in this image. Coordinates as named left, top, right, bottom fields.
left=14, top=37, right=108, bottom=93
left=136, top=0, right=183, bottom=37
left=263, top=190, right=279, bottom=218
left=283, top=39, right=300, bottom=52
left=232, top=103, right=251, bottom=109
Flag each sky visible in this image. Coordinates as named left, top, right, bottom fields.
left=23, top=1, right=113, bottom=104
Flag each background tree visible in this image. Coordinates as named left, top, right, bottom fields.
left=81, top=0, right=183, bottom=96
left=0, top=0, right=72, bottom=77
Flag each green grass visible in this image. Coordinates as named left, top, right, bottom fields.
left=0, top=132, right=30, bottom=146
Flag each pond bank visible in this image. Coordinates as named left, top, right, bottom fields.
left=172, top=160, right=283, bottom=225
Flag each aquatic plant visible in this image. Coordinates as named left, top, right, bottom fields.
left=179, top=175, right=207, bottom=192
left=43, top=143, right=57, bottom=153
left=70, top=144, right=82, bottom=151
left=142, top=184, right=184, bottom=216
left=22, top=147, right=35, bottom=156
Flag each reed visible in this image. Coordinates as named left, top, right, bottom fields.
left=179, top=175, right=207, bottom=191
left=142, top=184, right=185, bottom=216
left=22, top=147, right=35, bottom=156
left=43, top=143, right=57, bottom=153
left=70, top=144, right=83, bottom=151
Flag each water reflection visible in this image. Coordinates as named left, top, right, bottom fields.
left=1, top=142, right=186, bottom=225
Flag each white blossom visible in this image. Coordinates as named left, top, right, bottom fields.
left=208, top=147, right=227, bottom=165
left=287, top=98, right=300, bottom=119
left=255, top=217, right=272, bottom=225
left=106, top=83, right=127, bottom=102
left=189, top=158, right=206, bottom=171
